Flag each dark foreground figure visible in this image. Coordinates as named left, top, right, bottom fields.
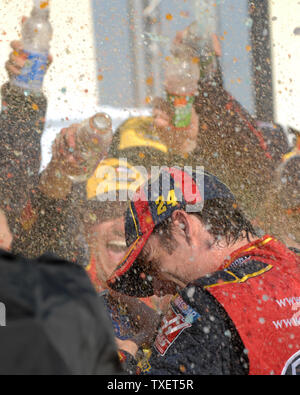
left=0, top=250, right=122, bottom=375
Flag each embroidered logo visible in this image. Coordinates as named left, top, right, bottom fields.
left=155, top=307, right=192, bottom=356
left=173, top=294, right=201, bottom=324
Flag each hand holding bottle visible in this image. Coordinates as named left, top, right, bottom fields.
left=152, top=97, right=199, bottom=156
left=164, top=53, right=200, bottom=130
left=40, top=114, right=113, bottom=199
left=65, top=113, right=113, bottom=183
left=6, top=39, right=52, bottom=81
left=51, top=114, right=113, bottom=181
left=39, top=123, right=82, bottom=200
left=11, top=1, right=53, bottom=92
left=53, top=116, right=113, bottom=180
left=164, top=20, right=221, bottom=131
left=50, top=123, right=85, bottom=177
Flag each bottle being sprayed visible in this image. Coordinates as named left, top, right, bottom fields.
left=67, top=113, right=113, bottom=183
left=179, top=21, right=218, bottom=81
left=164, top=49, right=200, bottom=129
left=164, top=18, right=218, bottom=129
left=11, top=0, right=53, bottom=92
left=164, top=22, right=202, bottom=130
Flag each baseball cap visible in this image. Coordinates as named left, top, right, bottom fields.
left=109, top=116, right=168, bottom=156
left=107, top=167, right=236, bottom=297
left=86, top=157, right=148, bottom=202
left=86, top=116, right=169, bottom=204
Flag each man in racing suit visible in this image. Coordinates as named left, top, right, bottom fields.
left=107, top=168, right=300, bottom=375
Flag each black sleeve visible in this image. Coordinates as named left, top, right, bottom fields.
left=0, top=82, right=47, bottom=220
left=0, top=251, right=123, bottom=375
left=144, top=286, right=249, bottom=375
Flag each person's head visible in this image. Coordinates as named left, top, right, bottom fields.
left=0, top=208, right=13, bottom=251
left=83, top=158, right=147, bottom=290
left=107, top=168, right=257, bottom=297
left=83, top=116, right=169, bottom=290
left=145, top=197, right=256, bottom=289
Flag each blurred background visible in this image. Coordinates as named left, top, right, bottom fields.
left=0, top=0, right=299, bottom=168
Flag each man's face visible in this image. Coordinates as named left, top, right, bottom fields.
left=140, top=233, right=192, bottom=295
left=138, top=213, right=218, bottom=294
left=0, top=209, right=13, bottom=251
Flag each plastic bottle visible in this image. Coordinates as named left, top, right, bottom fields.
left=11, top=0, right=53, bottom=92
left=164, top=19, right=219, bottom=128
left=67, top=113, right=113, bottom=183
left=180, top=21, right=217, bottom=81
left=164, top=46, right=200, bottom=129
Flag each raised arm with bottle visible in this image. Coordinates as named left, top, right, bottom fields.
left=0, top=2, right=53, bottom=235
left=0, top=0, right=53, bottom=214
left=0, top=56, right=49, bottom=227
left=153, top=20, right=290, bottom=220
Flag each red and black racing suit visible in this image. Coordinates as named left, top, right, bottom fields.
left=122, top=236, right=300, bottom=375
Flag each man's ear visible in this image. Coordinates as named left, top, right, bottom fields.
left=171, top=210, right=191, bottom=244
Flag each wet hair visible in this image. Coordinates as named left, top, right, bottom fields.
left=153, top=198, right=258, bottom=252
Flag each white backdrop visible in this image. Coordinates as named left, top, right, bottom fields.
left=0, top=1, right=150, bottom=170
